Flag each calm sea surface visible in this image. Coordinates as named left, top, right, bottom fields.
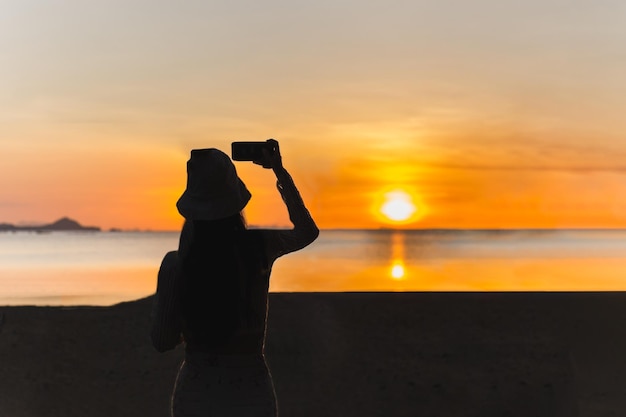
left=1, top=229, right=626, bottom=306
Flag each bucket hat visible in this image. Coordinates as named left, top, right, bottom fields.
left=176, top=148, right=251, bottom=220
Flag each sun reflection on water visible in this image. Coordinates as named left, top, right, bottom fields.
left=389, top=231, right=407, bottom=280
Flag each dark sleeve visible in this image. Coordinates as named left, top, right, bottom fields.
left=150, top=251, right=183, bottom=352
left=263, top=167, right=319, bottom=263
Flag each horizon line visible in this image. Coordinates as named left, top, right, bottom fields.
left=102, top=226, right=626, bottom=233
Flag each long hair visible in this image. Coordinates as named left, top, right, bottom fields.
left=178, top=212, right=248, bottom=345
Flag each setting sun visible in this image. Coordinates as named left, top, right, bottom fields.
left=380, top=190, right=417, bottom=222
left=390, top=263, right=405, bottom=280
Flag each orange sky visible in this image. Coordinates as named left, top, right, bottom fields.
left=2, top=1, right=626, bottom=230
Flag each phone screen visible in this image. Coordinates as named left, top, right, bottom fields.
left=232, top=142, right=267, bottom=161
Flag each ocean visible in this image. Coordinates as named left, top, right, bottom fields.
left=1, top=229, right=625, bottom=306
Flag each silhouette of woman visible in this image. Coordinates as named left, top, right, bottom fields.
left=151, top=140, right=318, bottom=417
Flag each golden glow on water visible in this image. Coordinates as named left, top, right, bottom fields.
left=0, top=266, right=158, bottom=306
left=270, top=231, right=626, bottom=293
left=271, top=256, right=626, bottom=292
left=4, top=231, right=626, bottom=306
left=389, top=231, right=407, bottom=280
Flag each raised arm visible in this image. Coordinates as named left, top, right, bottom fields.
left=253, top=140, right=320, bottom=262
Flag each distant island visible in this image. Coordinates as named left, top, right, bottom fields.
left=0, top=217, right=101, bottom=232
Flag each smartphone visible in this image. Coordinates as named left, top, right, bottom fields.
left=231, top=141, right=271, bottom=162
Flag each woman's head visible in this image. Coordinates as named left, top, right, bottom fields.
left=176, top=148, right=251, bottom=221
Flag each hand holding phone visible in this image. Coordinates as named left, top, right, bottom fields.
left=231, top=139, right=281, bottom=169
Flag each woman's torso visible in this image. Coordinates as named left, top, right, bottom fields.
left=180, top=229, right=271, bottom=355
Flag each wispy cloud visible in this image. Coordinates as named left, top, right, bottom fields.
left=421, top=163, right=626, bottom=173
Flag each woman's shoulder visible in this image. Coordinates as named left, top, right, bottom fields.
left=159, top=250, right=179, bottom=271
left=161, top=250, right=178, bottom=263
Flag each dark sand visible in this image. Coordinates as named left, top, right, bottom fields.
left=1, top=292, right=626, bottom=416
